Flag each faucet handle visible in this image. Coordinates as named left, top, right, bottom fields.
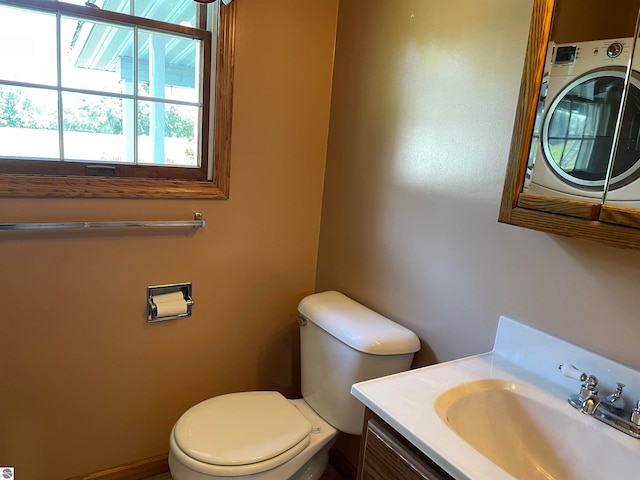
left=630, top=400, right=640, bottom=426
left=559, top=363, right=587, bottom=382
left=559, top=364, right=598, bottom=398
left=603, top=383, right=626, bottom=413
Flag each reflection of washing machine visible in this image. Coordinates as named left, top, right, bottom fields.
left=528, top=38, right=640, bottom=202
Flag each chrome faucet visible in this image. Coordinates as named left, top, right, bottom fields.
left=602, top=383, right=626, bottom=413
left=631, top=401, right=640, bottom=426
left=576, top=373, right=600, bottom=415
left=559, top=363, right=600, bottom=415
left=579, top=394, right=600, bottom=415
left=559, top=363, right=640, bottom=439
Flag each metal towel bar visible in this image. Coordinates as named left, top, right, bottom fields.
left=0, top=212, right=205, bottom=231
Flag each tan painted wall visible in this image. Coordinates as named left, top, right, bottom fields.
left=0, top=1, right=338, bottom=478
left=319, top=1, right=640, bottom=463
left=318, top=0, right=640, bottom=396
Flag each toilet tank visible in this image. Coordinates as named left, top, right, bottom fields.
left=297, top=291, right=420, bottom=435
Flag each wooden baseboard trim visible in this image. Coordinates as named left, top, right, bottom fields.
left=67, top=453, right=169, bottom=480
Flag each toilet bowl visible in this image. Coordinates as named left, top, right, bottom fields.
left=169, top=393, right=337, bottom=480
left=169, top=291, right=420, bottom=480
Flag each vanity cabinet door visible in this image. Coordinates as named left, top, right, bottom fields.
left=359, top=417, right=454, bottom=480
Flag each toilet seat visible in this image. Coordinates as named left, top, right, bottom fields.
left=172, top=391, right=313, bottom=476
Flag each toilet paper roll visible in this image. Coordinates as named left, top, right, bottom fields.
left=152, top=291, right=185, bottom=304
left=155, top=299, right=188, bottom=317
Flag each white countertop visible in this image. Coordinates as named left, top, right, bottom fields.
left=351, top=316, right=640, bottom=479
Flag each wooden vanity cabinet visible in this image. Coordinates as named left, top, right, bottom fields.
left=357, top=408, right=455, bottom=480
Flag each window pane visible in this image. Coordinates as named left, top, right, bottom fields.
left=59, top=0, right=197, bottom=26
left=0, top=86, right=60, bottom=160
left=96, top=0, right=131, bottom=15
left=138, top=30, right=200, bottom=103
left=134, top=0, right=196, bottom=27
left=0, top=5, right=57, bottom=86
left=62, top=92, right=133, bottom=163
left=59, top=0, right=132, bottom=15
left=138, top=100, right=199, bottom=166
left=0, top=0, right=223, bottom=193
left=61, top=17, right=135, bottom=95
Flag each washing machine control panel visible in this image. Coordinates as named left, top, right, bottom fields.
left=607, top=42, right=625, bottom=58
left=555, top=45, right=577, bottom=65
left=550, top=39, right=635, bottom=76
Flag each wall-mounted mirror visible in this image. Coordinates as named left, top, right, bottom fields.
left=499, top=0, right=640, bottom=250
left=604, top=4, right=640, bottom=211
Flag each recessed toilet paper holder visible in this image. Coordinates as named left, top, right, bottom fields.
left=147, top=283, right=194, bottom=322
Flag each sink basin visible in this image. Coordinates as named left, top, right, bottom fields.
left=352, top=317, right=640, bottom=480
left=435, top=379, right=640, bottom=479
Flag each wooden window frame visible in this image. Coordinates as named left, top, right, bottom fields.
left=0, top=0, right=235, bottom=199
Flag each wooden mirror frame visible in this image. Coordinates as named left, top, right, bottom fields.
left=498, top=0, right=640, bottom=250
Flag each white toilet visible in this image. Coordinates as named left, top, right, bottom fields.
left=168, top=290, right=420, bottom=480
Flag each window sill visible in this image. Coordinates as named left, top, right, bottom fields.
left=0, top=174, right=229, bottom=199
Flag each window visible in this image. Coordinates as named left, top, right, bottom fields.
left=0, top=0, right=235, bottom=199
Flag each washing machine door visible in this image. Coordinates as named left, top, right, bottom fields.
left=540, top=68, right=640, bottom=192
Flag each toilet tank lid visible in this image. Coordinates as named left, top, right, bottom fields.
left=298, top=291, right=420, bottom=355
